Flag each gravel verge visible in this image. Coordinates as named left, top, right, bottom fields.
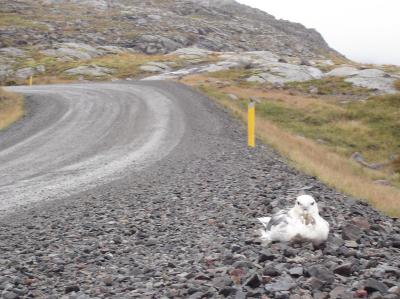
left=0, top=81, right=399, bottom=299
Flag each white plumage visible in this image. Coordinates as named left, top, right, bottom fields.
left=258, top=195, right=329, bottom=246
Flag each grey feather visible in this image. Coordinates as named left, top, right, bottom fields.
left=266, top=210, right=289, bottom=231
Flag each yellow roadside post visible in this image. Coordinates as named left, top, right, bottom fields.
left=28, top=75, right=33, bottom=87
left=248, top=100, right=255, bottom=148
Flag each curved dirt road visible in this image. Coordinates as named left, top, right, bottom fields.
left=1, top=82, right=184, bottom=214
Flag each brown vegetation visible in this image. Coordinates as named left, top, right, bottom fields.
left=0, top=88, right=23, bottom=130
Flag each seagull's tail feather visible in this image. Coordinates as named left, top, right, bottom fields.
left=257, top=217, right=272, bottom=242
left=257, top=217, right=271, bottom=228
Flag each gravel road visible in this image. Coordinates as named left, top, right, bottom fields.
left=0, top=81, right=399, bottom=299
left=1, top=83, right=184, bottom=215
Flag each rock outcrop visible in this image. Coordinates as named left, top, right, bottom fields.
left=0, top=0, right=339, bottom=59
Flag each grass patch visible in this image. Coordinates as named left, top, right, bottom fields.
left=3, top=52, right=188, bottom=85
left=90, top=53, right=182, bottom=78
left=0, top=13, right=47, bottom=30
left=394, top=79, right=400, bottom=91
left=0, top=88, right=23, bottom=130
left=181, top=75, right=400, bottom=216
left=285, top=77, right=371, bottom=96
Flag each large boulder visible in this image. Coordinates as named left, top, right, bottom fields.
left=344, top=68, right=397, bottom=93
left=41, top=43, right=104, bottom=61
left=0, top=65, right=13, bottom=80
left=64, top=65, right=115, bottom=77
left=170, top=47, right=213, bottom=59
left=14, top=66, right=45, bottom=80
left=135, top=35, right=183, bottom=54
left=0, top=47, right=26, bottom=58
left=247, top=62, right=323, bottom=84
left=326, top=66, right=360, bottom=77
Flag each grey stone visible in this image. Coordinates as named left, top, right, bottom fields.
left=15, top=67, right=35, bottom=79
left=0, top=47, right=26, bottom=58
left=326, top=66, right=360, bottom=77
left=64, top=65, right=115, bottom=76
left=307, top=265, right=335, bottom=284
left=342, top=223, right=363, bottom=241
left=364, top=279, right=389, bottom=294
left=265, top=277, right=296, bottom=292
left=333, top=263, right=354, bottom=276
left=140, top=62, right=171, bottom=73
left=170, top=47, right=212, bottom=59
left=289, top=267, right=303, bottom=277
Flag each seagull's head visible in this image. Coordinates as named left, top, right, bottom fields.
left=294, top=195, right=319, bottom=217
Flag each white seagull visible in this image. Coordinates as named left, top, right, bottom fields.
left=258, top=195, right=329, bottom=246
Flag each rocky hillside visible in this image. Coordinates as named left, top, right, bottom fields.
left=0, top=0, right=338, bottom=58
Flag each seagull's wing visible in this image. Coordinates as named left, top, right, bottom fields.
left=258, top=209, right=290, bottom=230
left=266, top=210, right=290, bottom=231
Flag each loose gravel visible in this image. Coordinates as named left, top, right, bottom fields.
left=0, top=82, right=399, bottom=299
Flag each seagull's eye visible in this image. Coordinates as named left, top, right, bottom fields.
left=311, top=202, right=315, bottom=206
left=297, top=201, right=300, bottom=205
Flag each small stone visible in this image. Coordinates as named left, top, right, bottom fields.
left=354, top=289, right=368, bottom=298
left=344, top=240, right=358, bottom=248
left=65, top=285, right=80, bottom=294
left=2, top=291, right=18, bottom=299
left=263, top=267, right=280, bottom=278
left=244, top=273, right=261, bottom=289
left=307, top=277, right=324, bottom=290
left=103, top=276, right=113, bottom=286
left=307, top=265, right=335, bottom=284
left=333, top=263, right=353, bottom=276
left=313, top=292, right=329, bottom=299
left=265, top=277, right=296, bottom=292
left=329, top=286, right=349, bottom=299
left=113, top=235, right=122, bottom=244
left=258, top=250, right=276, bottom=263
left=388, top=286, right=400, bottom=295
left=342, top=224, right=363, bottom=241
left=219, top=286, right=236, bottom=297
left=351, top=217, right=371, bottom=230
left=364, top=279, right=389, bottom=294
left=289, top=267, right=303, bottom=277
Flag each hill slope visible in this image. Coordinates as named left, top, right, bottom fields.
left=0, top=0, right=338, bottom=58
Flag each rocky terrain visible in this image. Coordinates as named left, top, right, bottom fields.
left=0, top=81, right=399, bottom=299
left=1, top=0, right=336, bottom=57
left=1, top=0, right=399, bottom=93
left=1, top=1, right=400, bottom=299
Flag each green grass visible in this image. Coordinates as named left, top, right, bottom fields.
left=207, top=68, right=256, bottom=82
left=0, top=14, right=48, bottom=30
left=285, top=77, right=371, bottom=96
left=255, top=94, right=400, bottom=163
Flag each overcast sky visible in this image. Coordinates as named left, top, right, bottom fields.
left=236, top=0, right=400, bottom=65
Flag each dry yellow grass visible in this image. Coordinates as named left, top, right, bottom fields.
left=394, top=79, right=400, bottom=91
left=181, top=75, right=400, bottom=217
left=218, top=96, right=400, bottom=216
left=0, top=88, right=23, bottom=130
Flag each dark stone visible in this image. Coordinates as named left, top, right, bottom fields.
left=333, top=263, right=354, bottom=276
left=258, top=250, right=276, bottom=263
left=65, top=285, right=80, bottom=293
left=219, top=286, right=236, bottom=297
left=364, top=279, right=389, bottom=294
left=244, top=273, right=261, bottom=289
